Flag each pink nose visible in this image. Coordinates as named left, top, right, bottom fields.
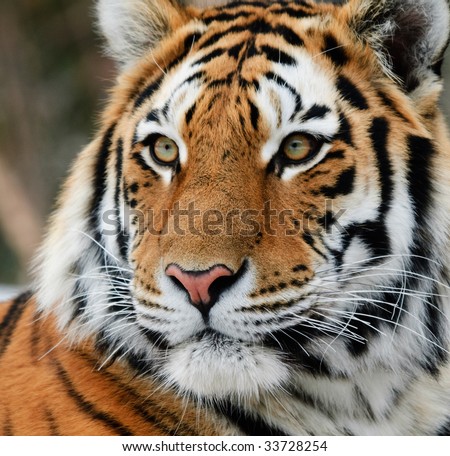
left=165, top=264, right=233, bottom=310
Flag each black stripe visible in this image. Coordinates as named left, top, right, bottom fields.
left=183, top=71, right=206, bottom=86
left=370, top=117, right=394, bottom=218
left=271, top=6, right=316, bottom=19
left=317, top=167, right=355, bottom=198
left=105, top=269, right=133, bottom=318
left=247, top=18, right=275, bottom=34
left=248, top=100, right=259, bottom=130
left=300, top=354, right=333, bottom=376
left=90, top=351, right=197, bottom=435
left=202, top=11, right=253, bottom=24
left=322, top=34, right=348, bottom=66
left=336, top=113, right=353, bottom=147
left=160, top=100, right=170, bottom=121
left=274, top=25, right=304, bottom=46
left=207, top=73, right=234, bottom=89
left=53, top=359, right=134, bottom=435
left=260, top=45, right=296, bottom=66
left=421, top=290, right=447, bottom=376
left=357, top=221, right=390, bottom=259
left=70, top=278, right=88, bottom=323
left=436, top=418, right=450, bottom=435
left=377, top=90, right=408, bottom=122
left=238, top=77, right=260, bottom=91
left=265, top=72, right=302, bottom=108
left=30, top=307, right=42, bottom=362
left=146, top=110, right=161, bottom=123
left=218, top=0, right=268, bottom=8
left=44, top=408, right=60, bottom=436
left=208, top=93, right=221, bottom=110
left=346, top=299, right=392, bottom=358
left=194, top=48, right=225, bottom=66
left=215, top=401, right=287, bottom=436
left=115, top=139, right=129, bottom=261
left=300, top=104, right=331, bottom=122
left=406, top=135, right=434, bottom=225
left=134, top=76, right=163, bottom=109
left=199, top=18, right=302, bottom=50
left=165, top=41, right=198, bottom=74
left=185, top=102, right=197, bottom=125
left=336, top=217, right=392, bottom=273
left=0, top=291, right=32, bottom=359
left=135, top=326, right=170, bottom=350
left=264, top=321, right=340, bottom=376
left=345, top=285, right=406, bottom=356
left=131, top=152, right=160, bottom=179
left=3, top=408, right=13, bottom=435
left=354, top=386, right=376, bottom=421
left=407, top=135, right=436, bottom=294
left=303, top=232, right=327, bottom=259
left=199, top=22, right=257, bottom=50
left=95, top=320, right=169, bottom=352
left=290, top=388, right=336, bottom=421
left=199, top=30, right=230, bottom=50
left=292, top=264, right=308, bottom=273
left=333, top=117, right=393, bottom=267
left=316, top=149, right=345, bottom=167
left=337, top=75, right=368, bottom=110
left=89, top=124, right=116, bottom=235
left=228, top=43, right=244, bottom=59
left=183, top=32, right=202, bottom=50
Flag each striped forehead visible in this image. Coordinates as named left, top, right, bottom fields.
left=135, top=5, right=342, bottom=164
left=135, top=54, right=205, bottom=163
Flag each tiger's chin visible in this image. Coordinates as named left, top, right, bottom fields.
left=159, top=331, right=290, bottom=400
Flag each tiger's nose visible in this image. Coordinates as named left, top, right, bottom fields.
left=165, top=264, right=234, bottom=315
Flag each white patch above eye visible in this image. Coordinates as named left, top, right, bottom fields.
left=254, top=49, right=339, bottom=174
left=255, top=48, right=340, bottom=178
left=133, top=55, right=208, bottom=183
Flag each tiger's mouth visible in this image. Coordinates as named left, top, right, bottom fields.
left=193, top=328, right=241, bottom=346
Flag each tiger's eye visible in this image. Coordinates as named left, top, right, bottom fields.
left=152, top=136, right=179, bottom=164
left=283, top=134, right=313, bottom=162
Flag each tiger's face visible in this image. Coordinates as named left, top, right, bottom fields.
left=38, top=0, right=450, bottom=409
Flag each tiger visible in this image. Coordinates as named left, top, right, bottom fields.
left=1, top=0, right=450, bottom=436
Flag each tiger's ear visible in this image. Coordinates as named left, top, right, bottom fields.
left=346, top=0, right=450, bottom=92
left=96, top=0, right=231, bottom=68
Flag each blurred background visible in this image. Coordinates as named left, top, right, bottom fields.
left=0, top=0, right=114, bottom=295
left=0, top=0, right=450, bottom=295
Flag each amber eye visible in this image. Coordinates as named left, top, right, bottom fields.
left=150, top=135, right=179, bottom=165
left=282, top=133, right=317, bottom=163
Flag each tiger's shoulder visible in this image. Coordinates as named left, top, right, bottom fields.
left=0, top=294, right=229, bottom=435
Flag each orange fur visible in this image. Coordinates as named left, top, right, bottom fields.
left=0, top=294, right=228, bottom=435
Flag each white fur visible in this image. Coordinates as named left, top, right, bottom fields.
left=97, top=0, right=174, bottom=66
left=161, top=338, right=290, bottom=399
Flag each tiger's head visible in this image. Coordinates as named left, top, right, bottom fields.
left=36, top=0, right=450, bottom=411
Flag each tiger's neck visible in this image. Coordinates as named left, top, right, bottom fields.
left=220, top=286, right=450, bottom=436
